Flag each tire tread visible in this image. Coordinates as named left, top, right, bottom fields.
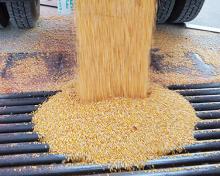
left=6, top=0, right=39, bottom=29
left=169, top=0, right=205, bottom=23
left=157, top=0, right=176, bottom=23
left=0, top=2, right=9, bottom=28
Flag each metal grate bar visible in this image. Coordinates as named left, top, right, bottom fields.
left=182, top=141, right=220, bottom=153
left=194, top=130, right=220, bottom=140
left=0, top=114, right=32, bottom=124
left=0, top=91, right=58, bottom=99
left=186, top=95, right=220, bottom=103
left=0, top=164, right=110, bottom=176
left=0, top=105, right=38, bottom=115
left=176, top=88, right=220, bottom=96
left=98, top=164, right=220, bottom=176
left=0, top=153, right=66, bottom=167
left=145, top=152, right=220, bottom=169
left=0, top=97, right=47, bottom=107
left=169, top=82, right=220, bottom=90
left=196, top=120, right=220, bottom=130
left=192, top=102, right=220, bottom=111
left=1, top=164, right=220, bottom=176
left=196, top=111, right=220, bottom=120
left=0, top=132, right=39, bottom=144
left=0, top=85, right=220, bottom=175
left=0, top=123, right=33, bottom=133
left=0, top=143, right=49, bottom=155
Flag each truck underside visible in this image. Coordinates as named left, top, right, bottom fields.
left=0, top=0, right=205, bottom=29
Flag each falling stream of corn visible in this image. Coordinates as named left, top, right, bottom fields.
left=76, top=0, right=156, bottom=102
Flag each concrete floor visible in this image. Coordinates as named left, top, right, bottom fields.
left=0, top=4, right=220, bottom=93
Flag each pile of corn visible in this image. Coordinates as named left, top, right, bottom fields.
left=33, top=0, right=198, bottom=168
left=34, top=82, right=198, bottom=168
left=76, top=0, right=155, bottom=102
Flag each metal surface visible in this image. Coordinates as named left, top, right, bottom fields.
left=0, top=97, right=47, bottom=106
left=97, top=164, right=220, bottom=176
left=0, top=91, right=57, bottom=99
left=0, top=114, right=32, bottom=123
left=0, top=85, right=220, bottom=175
left=0, top=142, right=49, bottom=155
left=196, top=120, right=220, bottom=130
left=169, top=82, right=220, bottom=90
left=0, top=153, right=66, bottom=167
left=0, top=123, right=33, bottom=133
left=0, top=105, right=38, bottom=115
left=0, top=132, right=39, bottom=143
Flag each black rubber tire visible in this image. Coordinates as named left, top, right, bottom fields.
left=168, top=0, right=205, bottom=23
left=0, top=2, right=9, bottom=28
left=157, top=0, right=176, bottom=24
left=6, top=0, right=40, bottom=29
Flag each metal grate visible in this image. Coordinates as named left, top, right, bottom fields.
left=0, top=84, right=220, bottom=176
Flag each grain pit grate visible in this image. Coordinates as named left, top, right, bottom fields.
left=0, top=84, right=220, bottom=176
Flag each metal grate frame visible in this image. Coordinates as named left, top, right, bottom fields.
left=0, top=83, right=220, bottom=175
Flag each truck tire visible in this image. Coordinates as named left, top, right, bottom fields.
left=6, top=0, right=40, bottom=29
left=168, top=0, right=205, bottom=23
left=157, top=0, right=176, bottom=24
left=0, top=2, right=9, bottom=28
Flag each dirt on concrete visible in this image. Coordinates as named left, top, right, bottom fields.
left=151, top=25, right=220, bottom=86
left=0, top=8, right=220, bottom=93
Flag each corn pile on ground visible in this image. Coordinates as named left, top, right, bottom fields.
left=33, top=82, right=198, bottom=168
